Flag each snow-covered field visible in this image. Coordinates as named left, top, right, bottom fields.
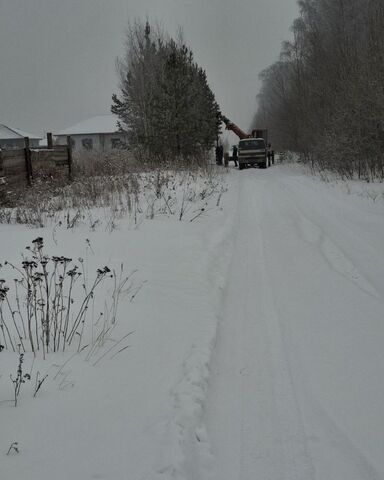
left=1, top=164, right=384, bottom=480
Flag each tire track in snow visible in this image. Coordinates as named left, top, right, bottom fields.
left=248, top=176, right=316, bottom=480
left=206, top=171, right=316, bottom=480
left=262, top=168, right=384, bottom=479
left=302, top=391, right=382, bottom=480
left=278, top=180, right=382, bottom=300
left=279, top=174, right=384, bottom=299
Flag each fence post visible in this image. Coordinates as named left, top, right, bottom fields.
left=24, top=137, right=32, bottom=186
left=47, top=132, right=53, bottom=149
left=0, top=149, right=3, bottom=185
left=67, top=136, right=73, bottom=181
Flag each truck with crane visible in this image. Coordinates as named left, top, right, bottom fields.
left=221, top=115, right=270, bottom=170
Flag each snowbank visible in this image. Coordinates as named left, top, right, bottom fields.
left=0, top=170, right=237, bottom=480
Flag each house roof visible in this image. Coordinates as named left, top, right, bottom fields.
left=0, top=124, right=41, bottom=140
left=57, top=115, right=120, bottom=136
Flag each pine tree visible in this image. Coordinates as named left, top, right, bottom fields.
left=112, top=19, right=221, bottom=161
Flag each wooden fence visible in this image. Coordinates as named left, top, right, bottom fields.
left=0, top=134, right=72, bottom=191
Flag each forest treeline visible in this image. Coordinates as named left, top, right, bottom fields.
left=253, top=0, right=384, bottom=179
left=112, top=20, right=221, bottom=162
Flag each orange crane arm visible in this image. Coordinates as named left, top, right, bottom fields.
left=221, top=115, right=250, bottom=140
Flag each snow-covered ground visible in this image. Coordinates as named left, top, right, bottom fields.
left=206, top=165, right=384, bottom=480
left=1, top=164, right=384, bottom=479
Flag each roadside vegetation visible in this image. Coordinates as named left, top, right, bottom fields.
left=1, top=237, right=136, bottom=356
left=0, top=152, right=226, bottom=228
left=254, top=0, right=384, bottom=180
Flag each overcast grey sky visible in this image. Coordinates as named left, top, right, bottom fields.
left=0, top=0, right=298, bottom=136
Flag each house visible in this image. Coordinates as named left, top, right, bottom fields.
left=0, top=124, right=41, bottom=149
left=56, top=115, right=127, bottom=152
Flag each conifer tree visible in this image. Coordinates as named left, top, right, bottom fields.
left=112, top=19, right=221, bottom=161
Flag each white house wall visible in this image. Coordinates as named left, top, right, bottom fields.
left=56, top=133, right=126, bottom=152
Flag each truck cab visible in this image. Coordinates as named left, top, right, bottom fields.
left=238, top=138, right=268, bottom=170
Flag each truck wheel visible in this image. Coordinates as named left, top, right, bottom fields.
left=239, top=164, right=243, bottom=170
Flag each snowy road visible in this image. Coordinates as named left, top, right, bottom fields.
left=205, top=166, right=384, bottom=480
left=2, top=165, right=384, bottom=480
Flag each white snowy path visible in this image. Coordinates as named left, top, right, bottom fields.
left=206, top=166, right=384, bottom=480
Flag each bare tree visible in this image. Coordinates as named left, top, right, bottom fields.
left=254, top=0, right=384, bottom=179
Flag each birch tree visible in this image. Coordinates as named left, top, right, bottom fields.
left=254, top=0, right=384, bottom=179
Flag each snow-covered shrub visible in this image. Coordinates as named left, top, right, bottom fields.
left=0, top=238, right=133, bottom=358
left=0, top=157, right=226, bottom=229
